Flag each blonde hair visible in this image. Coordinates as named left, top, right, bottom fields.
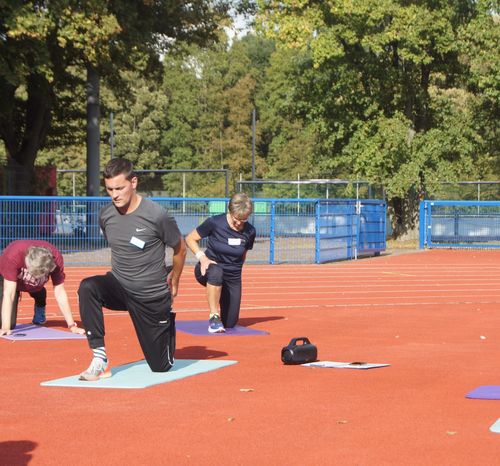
left=228, top=192, right=253, bottom=218
left=25, top=247, right=56, bottom=277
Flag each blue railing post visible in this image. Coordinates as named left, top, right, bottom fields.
left=269, top=201, right=275, bottom=265
left=419, top=201, right=426, bottom=249
left=315, top=200, right=321, bottom=264
left=382, top=201, right=387, bottom=249
left=453, top=208, right=459, bottom=239
left=355, top=200, right=361, bottom=260
left=426, top=202, right=433, bottom=248
left=346, top=202, right=352, bottom=259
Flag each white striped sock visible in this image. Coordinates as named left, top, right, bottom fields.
left=92, top=347, right=107, bottom=362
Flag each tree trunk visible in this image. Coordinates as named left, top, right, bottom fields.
left=416, top=64, right=431, bottom=132
left=1, top=74, right=53, bottom=194
left=390, top=192, right=420, bottom=239
left=86, top=65, right=101, bottom=197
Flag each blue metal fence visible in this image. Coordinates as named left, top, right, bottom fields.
left=0, top=196, right=386, bottom=264
left=316, top=200, right=387, bottom=262
left=419, top=200, right=500, bottom=249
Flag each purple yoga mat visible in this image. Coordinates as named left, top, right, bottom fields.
left=465, top=386, right=500, bottom=400
left=176, top=320, right=268, bottom=336
left=1, top=323, right=86, bottom=341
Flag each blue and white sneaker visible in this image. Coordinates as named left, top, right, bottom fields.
left=208, top=314, right=225, bottom=334
left=32, top=305, right=46, bottom=325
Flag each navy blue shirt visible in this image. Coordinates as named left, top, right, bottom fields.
left=197, top=214, right=256, bottom=277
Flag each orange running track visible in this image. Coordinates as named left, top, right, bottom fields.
left=1, top=249, right=499, bottom=465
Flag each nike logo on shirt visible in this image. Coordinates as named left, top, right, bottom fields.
left=136, top=228, right=146, bottom=232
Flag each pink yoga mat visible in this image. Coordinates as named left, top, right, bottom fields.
left=465, top=386, right=500, bottom=400
left=1, top=324, right=86, bottom=341
left=177, top=320, right=268, bottom=336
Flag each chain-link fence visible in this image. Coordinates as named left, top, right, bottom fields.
left=56, top=169, right=230, bottom=198
left=426, top=181, right=500, bottom=201
left=236, top=179, right=385, bottom=200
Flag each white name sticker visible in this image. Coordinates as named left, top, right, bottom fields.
left=130, top=236, right=145, bottom=249
left=228, top=238, right=241, bottom=246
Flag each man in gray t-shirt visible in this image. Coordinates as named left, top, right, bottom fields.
left=78, top=158, right=186, bottom=381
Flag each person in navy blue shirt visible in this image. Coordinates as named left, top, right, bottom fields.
left=186, top=193, right=256, bottom=333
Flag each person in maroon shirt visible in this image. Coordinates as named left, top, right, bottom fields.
left=0, top=240, right=84, bottom=336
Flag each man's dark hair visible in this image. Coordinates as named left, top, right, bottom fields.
left=103, top=158, right=135, bottom=180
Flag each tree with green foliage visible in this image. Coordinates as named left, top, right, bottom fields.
left=257, top=47, right=321, bottom=183
left=158, top=34, right=274, bottom=195
left=257, top=0, right=499, bottom=236
left=0, top=0, right=230, bottom=193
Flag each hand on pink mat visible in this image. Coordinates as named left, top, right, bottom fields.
left=70, top=325, right=85, bottom=335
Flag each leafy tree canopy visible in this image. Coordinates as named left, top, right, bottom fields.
left=0, top=0, right=231, bottom=192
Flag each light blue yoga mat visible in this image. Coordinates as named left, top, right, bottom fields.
left=40, top=359, right=237, bottom=389
left=490, top=419, right=500, bottom=434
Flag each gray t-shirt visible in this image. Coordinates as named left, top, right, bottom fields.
left=99, top=198, right=181, bottom=299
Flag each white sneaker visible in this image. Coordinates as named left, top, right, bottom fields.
left=79, top=357, right=111, bottom=381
